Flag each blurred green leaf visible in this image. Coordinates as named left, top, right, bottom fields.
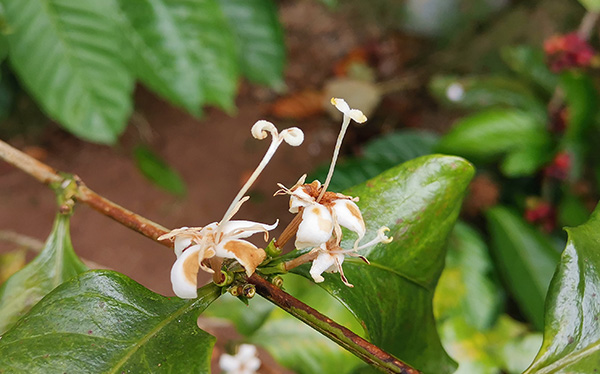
left=558, top=192, right=590, bottom=228
left=435, top=222, right=541, bottom=374
left=218, top=0, right=285, bottom=88
left=434, top=222, right=502, bottom=330
left=579, top=0, right=600, bottom=11
left=437, top=109, right=551, bottom=176
left=0, top=271, right=219, bottom=372
left=486, top=206, right=561, bottom=330
left=501, top=45, right=558, bottom=93
left=429, top=75, right=546, bottom=120
left=0, top=249, right=25, bottom=285
left=310, top=130, right=438, bottom=191
left=2, top=0, right=134, bottom=144
left=133, top=145, right=186, bottom=196
left=0, top=214, right=87, bottom=334
left=293, top=155, right=475, bottom=373
left=204, top=291, right=274, bottom=336
left=500, top=144, right=552, bottom=177
left=118, top=0, right=240, bottom=114
left=251, top=274, right=362, bottom=374
left=561, top=71, right=598, bottom=142
left=524, top=202, right=600, bottom=373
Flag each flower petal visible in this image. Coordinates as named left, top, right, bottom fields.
left=331, top=97, right=350, bottom=114
left=347, top=109, right=367, bottom=123
left=237, top=344, right=258, bottom=360
left=170, top=245, right=202, bottom=299
left=309, top=250, right=343, bottom=283
left=219, top=353, right=241, bottom=371
left=216, top=239, right=266, bottom=276
left=289, top=187, right=315, bottom=213
left=295, top=204, right=334, bottom=249
left=333, top=199, right=366, bottom=245
left=220, top=220, right=278, bottom=240
left=174, top=235, right=193, bottom=257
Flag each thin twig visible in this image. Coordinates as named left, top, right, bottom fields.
left=0, top=138, right=420, bottom=374
left=248, top=274, right=419, bottom=374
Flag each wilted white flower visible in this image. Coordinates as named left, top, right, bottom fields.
left=219, top=344, right=261, bottom=374
left=160, top=121, right=304, bottom=299
left=276, top=98, right=392, bottom=286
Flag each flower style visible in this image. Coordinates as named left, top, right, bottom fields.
left=159, top=121, right=304, bottom=299
left=219, top=344, right=261, bottom=374
left=276, top=98, right=392, bottom=287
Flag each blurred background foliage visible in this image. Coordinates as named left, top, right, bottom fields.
left=1, top=0, right=600, bottom=373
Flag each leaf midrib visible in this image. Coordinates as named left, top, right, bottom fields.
left=532, top=340, right=600, bottom=374
left=346, top=258, right=430, bottom=290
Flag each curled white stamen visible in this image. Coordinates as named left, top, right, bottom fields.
left=355, top=226, right=393, bottom=251
left=251, top=120, right=277, bottom=140
left=318, top=98, right=368, bottom=201
left=281, top=127, right=304, bottom=146
left=218, top=122, right=305, bottom=233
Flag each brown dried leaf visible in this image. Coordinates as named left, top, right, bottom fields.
left=269, top=90, right=325, bottom=120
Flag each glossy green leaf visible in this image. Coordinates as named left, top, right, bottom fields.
left=117, top=0, right=239, bottom=114
left=579, top=0, right=600, bottom=11
left=2, top=0, right=134, bottom=144
left=310, top=130, right=438, bottom=191
left=251, top=274, right=362, bottom=374
left=0, top=270, right=219, bottom=372
left=524, top=202, right=600, bottom=373
left=486, top=206, right=561, bottom=330
left=0, top=213, right=87, bottom=334
left=133, top=145, right=186, bottom=196
left=429, top=75, right=546, bottom=120
left=434, top=222, right=502, bottom=330
left=437, top=109, right=551, bottom=175
left=501, top=45, right=558, bottom=93
left=293, top=155, right=475, bottom=373
left=218, top=0, right=285, bottom=88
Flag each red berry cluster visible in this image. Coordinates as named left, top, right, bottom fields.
left=544, top=151, right=571, bottom=181
left=544, top=32, right=595, bottom=72
left=524, top=198, right=556, bottom=233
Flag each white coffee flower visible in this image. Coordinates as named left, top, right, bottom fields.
left=219, top=344, right=261, bottom=374
left=160, top=121, right=304, bottom=299
left=276, top=99, right=392, bottom=287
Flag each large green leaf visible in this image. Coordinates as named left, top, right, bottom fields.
left=117, top=0, right=239, bottom=114
left=524, top=203, right=600, bottom=373
left=218, top=0, right=285, bottom=88
left=2, top=0, right=134, bottom=144
left=0, top=213, right=87, bottom=334
left=561, top=71, right=598, bottom=142
left=0, top=270, right=219, bottom=372
left=486, top=206, right=561, bottom=331
left=293, top=155, right=474, bottom=373
left=437, top=109, right=552, bottom=176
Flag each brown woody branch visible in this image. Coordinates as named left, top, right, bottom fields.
left=0, top=138, right=420, bottom=374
